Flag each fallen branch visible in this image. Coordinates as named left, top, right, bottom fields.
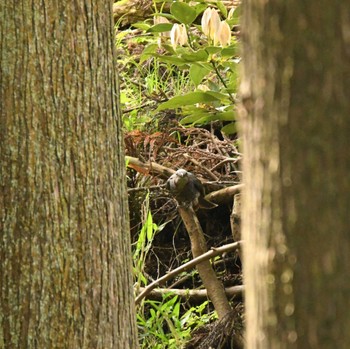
left=137, top=285, right=244, bottom=302
left=135, top=241, right=242, bottom=305
left=206, top=184, right=244, bottom=204
left=125, top=155, right=174, bottom=178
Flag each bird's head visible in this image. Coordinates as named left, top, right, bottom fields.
left=175, top=169, right=188, bottom=178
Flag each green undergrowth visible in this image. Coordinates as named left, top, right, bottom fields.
left=116, top=0, right=240, bottom=134
left=117, top=0, right=241, bottom=347
left=132, top=197, right=218, bottom=348
left=137, top=295, right=217, bottom=349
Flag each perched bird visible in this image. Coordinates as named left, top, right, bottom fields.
left=166, top=169, right=217, bottom=210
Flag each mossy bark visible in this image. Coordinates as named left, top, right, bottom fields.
left=240, top=1, right=350, bottom=348
left=0, top=1, right=137, bottom=348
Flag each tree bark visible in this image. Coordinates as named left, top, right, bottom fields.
left=240, top=1, right=350, bottom=348
left=0, top=1, right=138, bottom=348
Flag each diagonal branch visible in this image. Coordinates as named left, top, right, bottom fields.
left=135, top=241, right=242, bottom=305
left=177, top=206, right=233, bottom=318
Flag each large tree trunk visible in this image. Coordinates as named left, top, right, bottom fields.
left=240, top=1, right=350, bottom=348
left=0, top=1, right=138, bottom=348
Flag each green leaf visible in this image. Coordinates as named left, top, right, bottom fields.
left=180, top=111, right=211, bottom=125
left=221, top=46, right=238, bottom=57
left=173, top=302, right=180, bottom=318
left=221, top=122, right=237, bottom=135
left=194, top=3, right=208, bottom=16
left=206, top=91, right=231, bottom=102
left=181, top=49, right=208, bottom=62
left=221, top=61, right=239, bottom=73
left=216, top=1, right=227, bottom=18
left=207, top=79, right=220, bottom=92
left=155, top=55, right=188, bottom=65
left=146, top=23, right=173, bottom=33
left=181, top=110, right=236, bottom=125
left=142, top=43, right=159, bottom=55
left=160, top=43, right=176, bottom=55
left=189, top=63, right=211, bottom=86
left=146, top=211, right=154, bottom=241
left=205, top=46, right=222, bottom=54
left=171, top=2, right=197, bottom=25
left=157, top=92, right=221, bottom=111
left=140, top=43, right=159, bottom=63
left=132, top=22, right=151, bottom=31
left=214, top=110, right=236, bottom=121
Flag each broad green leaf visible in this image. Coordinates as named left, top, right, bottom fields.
left=208, top=79, right=221, bottom=92
left=181, top=110, right=236, bottom=125
left=141, top=43, right=158, bottom=55
left=181, top=49, right=208, bottom=62
left=221, top=122, right=237, bottom=135
left=222, top=61, right=239, bottom=73
left=157, top=92, right=220, bottom=111
left=180, top=111, right=211, bottom=124
left=205, top=46, right=222, bottom=54
left=206, top=91, right=231, bottom=102
left=189, top=63, right=211, bottom=86
left=221, top=46, right=238, bottom=57
left=187, top=114, right=215, bottom=125
left=161, top=43, right=177, bottom=55
left=194, top=3, right=208, bottom=16
left=155, top=55, right=188, bottom=65
left=146, top=23, right=173, bottom=33
left=171, top=2, right=197, bottom=25
left=216, top=1, right=227, bottom=18
left=213, top=110, right=236, bottom=121
left=140, top=43, right=159, bottom=63
left=132, top=22, right=151, bottom=31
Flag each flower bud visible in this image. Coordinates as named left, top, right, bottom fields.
left=214, top=21, right=231, bottom=46
left=154, top=15, right=170, bottom=26
left=201, top=8, right=221, bottom=41
left=170, top=23, right=188, bottom=49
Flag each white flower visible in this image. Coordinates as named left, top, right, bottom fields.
left=154, top=16, right=171, bottom=47
left=154, top=15, right=170, bottom=26
left=214, top=21, right=231, bottom=46
left=170, top=23, right=188, bottom=49
left=201, top=8, right=221, bottom=41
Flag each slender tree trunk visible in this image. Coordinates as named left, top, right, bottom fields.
left=240, top=1, right=350, bottom=348
left=0, top=1, right=137, bottom=348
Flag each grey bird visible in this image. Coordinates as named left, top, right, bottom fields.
left=166, top=169, right=217, bottom=210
